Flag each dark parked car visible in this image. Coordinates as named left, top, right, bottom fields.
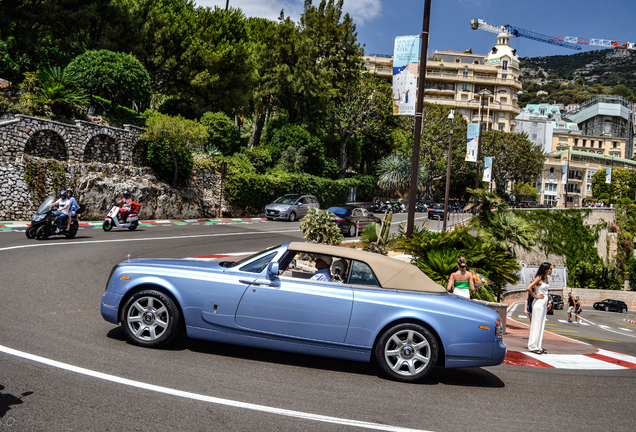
left=327, top=205, right=381, bottom=237
left=427, top=203, right=447, bottom=220
left=547, top=294, right=564, bottom=315
left=593, top=299, right=628, bottom=313
left=516, top=202, right=530, bottom=209
left=265, top=194, right=319, bottom=221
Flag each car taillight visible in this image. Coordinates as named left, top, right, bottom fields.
left=334, top=217, right=345, bottom=222
left=495, top=318, right=503, bottom=337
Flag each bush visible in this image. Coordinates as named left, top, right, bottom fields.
left=200, top=111, right=241, bottom=155
left=91, top=95, right=145, bottom=127
left=146, top=139, right=194, bottom=183
left=299, top=208, right=344, bottom=245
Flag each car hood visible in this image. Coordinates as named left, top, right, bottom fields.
left=118, top=258, right=227, bottom=272
left=266, top=204, right=291, bottom=210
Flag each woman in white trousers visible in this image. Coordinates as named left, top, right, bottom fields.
left=527, top=263, right=553, bottom=354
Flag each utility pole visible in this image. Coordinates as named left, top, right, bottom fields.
left=226, top=1, right=230, bottom=11
left=406, top=0, right=432, bottom=238
left=442, top=110, right=454, bottom=232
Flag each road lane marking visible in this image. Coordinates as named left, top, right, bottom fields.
left=0, top=344, right=432, bottom=432
left=0, top=230, right=300, bottom=253
left=619, top=328, right=633, bottom=332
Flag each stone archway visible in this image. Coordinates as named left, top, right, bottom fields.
left=83, top=134, right=119, bottom=163
left=131, top=140, right=148, bottom=167
left=24, top=130, right=67, bottom=160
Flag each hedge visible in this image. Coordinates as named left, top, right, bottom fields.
left=224, top=172, right=376, bottom=211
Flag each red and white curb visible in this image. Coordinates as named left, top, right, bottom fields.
left=0, top=218, right=267, bottom=230
left=626, top=317, right=636, bottom=325
left=504, top=348, right=636, bottom=370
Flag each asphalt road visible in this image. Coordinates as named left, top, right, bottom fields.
left=1, top=219, right=635, bottom=432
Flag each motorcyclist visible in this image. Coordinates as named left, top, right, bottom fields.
left=66, top=189, right=80, bottom=230
left=52, top=190, right=70, bottom=232
left=117, top=191, right=133, bottom=222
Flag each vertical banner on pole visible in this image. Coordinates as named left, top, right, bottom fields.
left=562, top=165, right=568, bottom=184
left=392, top=35, right=420, bottom=116
left=466, top=123, right=479, bottom=162
left=606, top=167, right=612, bottom=184
left=483, top=157, right=493, bottom=182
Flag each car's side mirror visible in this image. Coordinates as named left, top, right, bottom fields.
left=267, top=262, right=279, bottom=279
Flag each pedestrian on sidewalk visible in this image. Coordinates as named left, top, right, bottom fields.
left=574, top=296, right=582, bottom=323
left=567, top=292, right=575, bottom=323
left=446, top=256, right=476, bottom=299
left=527, top=262, right=552, bottom=355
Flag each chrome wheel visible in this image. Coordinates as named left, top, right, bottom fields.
left=289, top=212, right=296, bottom=222
left=375, top=323, right=438, bottom=382
left=127, top=296, right=169, bottom=342
left=121, top=290, right=181, bottom=347
left=348, top=224, right=356, bottom=237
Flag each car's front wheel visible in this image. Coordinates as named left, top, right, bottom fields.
left=121, top=290, right=182, bottom=348
left=348, top=224, right=356, bottom=237
left=288, top=212, right=296, bottom=222
left=375, top=323, right=438, bottom=383
left=622, top=307, right=627, bottom=313
left=605, top=306, right=609, bottom=312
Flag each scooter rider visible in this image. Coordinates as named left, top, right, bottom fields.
left=52, top=190, right=70, bottom=232
left=118, top=191, right=133, bottom=222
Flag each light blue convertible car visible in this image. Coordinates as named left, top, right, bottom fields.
left=101, top=242, right=506, bottom=382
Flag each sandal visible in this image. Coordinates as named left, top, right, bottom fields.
left=529, top=349, right=543, bottom=355
left=541, top=349, right=548, bottom=354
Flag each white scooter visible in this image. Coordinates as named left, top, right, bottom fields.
left=103, top=202, right=140, bottom=231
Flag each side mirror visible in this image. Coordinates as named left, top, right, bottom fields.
left=267, top=262, right=279, bottom=279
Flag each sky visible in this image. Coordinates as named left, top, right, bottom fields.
left=199, top=0, right=636, bottom=59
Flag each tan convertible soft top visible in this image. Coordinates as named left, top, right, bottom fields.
left=288, top=242, right=445, bottom=293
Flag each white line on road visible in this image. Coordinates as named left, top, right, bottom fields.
left=619, top=328, right=633, bottom=332
left=0, top=230, right=299, bottom=253
left=0, top=345, right=432, bottom=432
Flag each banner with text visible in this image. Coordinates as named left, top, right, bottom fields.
left=606, top=167, right=612, bottom=184
left=483, top=157, right=493, bottom=182
left=392, top=35, right=420, bottom=116
left=465, top=123, right=480, bottom=162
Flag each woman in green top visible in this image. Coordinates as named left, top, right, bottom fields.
left=446, top=256, right=476, bottom=299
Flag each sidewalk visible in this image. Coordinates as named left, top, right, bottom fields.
left=502, top=311, right=636, bottom=369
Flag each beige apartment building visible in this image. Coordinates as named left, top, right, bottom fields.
left=552, top=132, right=625, bottom=158
left=364, top=33, right=522, bottom=132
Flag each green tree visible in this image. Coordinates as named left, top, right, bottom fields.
left=480, top=131, right=544, bottom=198
left=66, top=50, right=151, bottom=110
left=35, top=66, right=88, bottom=118
left=200, top=112, right=241, bottom=156
left=142, top=111, right=208, bottom=186
left=329, top=73, right=392, bottom=178
left=467, top=188, right=536, bottom=258
left=376, top=153, right=427, bottom=198
left=610, top=84, right=633, bottom=99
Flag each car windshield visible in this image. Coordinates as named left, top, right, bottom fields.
left=37, top=196, right=56, bottom=214
left=273, top=195, right=300, bottom=205
left=230, top=245, right=281, bottom=268
left=327, top=207, right=350, bottom=216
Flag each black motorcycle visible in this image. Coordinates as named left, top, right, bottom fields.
left=25, top=196, right=85, bottom=240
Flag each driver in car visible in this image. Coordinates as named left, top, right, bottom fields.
left=310, top=255, right=332, bottom=281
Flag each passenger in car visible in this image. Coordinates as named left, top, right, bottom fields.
left=310, top=255, right=332, bottom=281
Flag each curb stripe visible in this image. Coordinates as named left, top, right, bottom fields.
left=584, top=353, right=636, bottom=368
left=503, top=351, right=555, bottom=368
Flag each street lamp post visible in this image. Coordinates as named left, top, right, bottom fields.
left=442, top=110, right=454, bottom=232
left=406, top=0, right=432, bottom=238
left=609, top=155, right=615, bottom=207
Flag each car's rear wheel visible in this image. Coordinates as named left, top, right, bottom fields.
left=375, top=323, right=438, bottom=383
left=288, top=212, right=296, bottom=222
left=121, top=290, right=181, bottom=348
left=25, top=226, right=36, bottom=239
left=348, top=224, right=356, bottom=237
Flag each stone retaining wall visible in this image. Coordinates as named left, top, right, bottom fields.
left=503, top=287, right=636, bottom=310
left=0, top=155, right=225, bottom=220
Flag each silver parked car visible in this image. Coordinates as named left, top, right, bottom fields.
left=265, top=194, right=319, bottom=221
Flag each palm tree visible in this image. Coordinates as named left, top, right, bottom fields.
left=376, top=153, right=426, bottom=198
left=467, top=188, right=536, bottom=257
left=35, top=66, right=88, bottom=118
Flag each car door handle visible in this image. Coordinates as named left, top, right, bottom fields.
left=239, top=279, right=256, bottom=285
left=253, top=278, right=280, bottom=287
